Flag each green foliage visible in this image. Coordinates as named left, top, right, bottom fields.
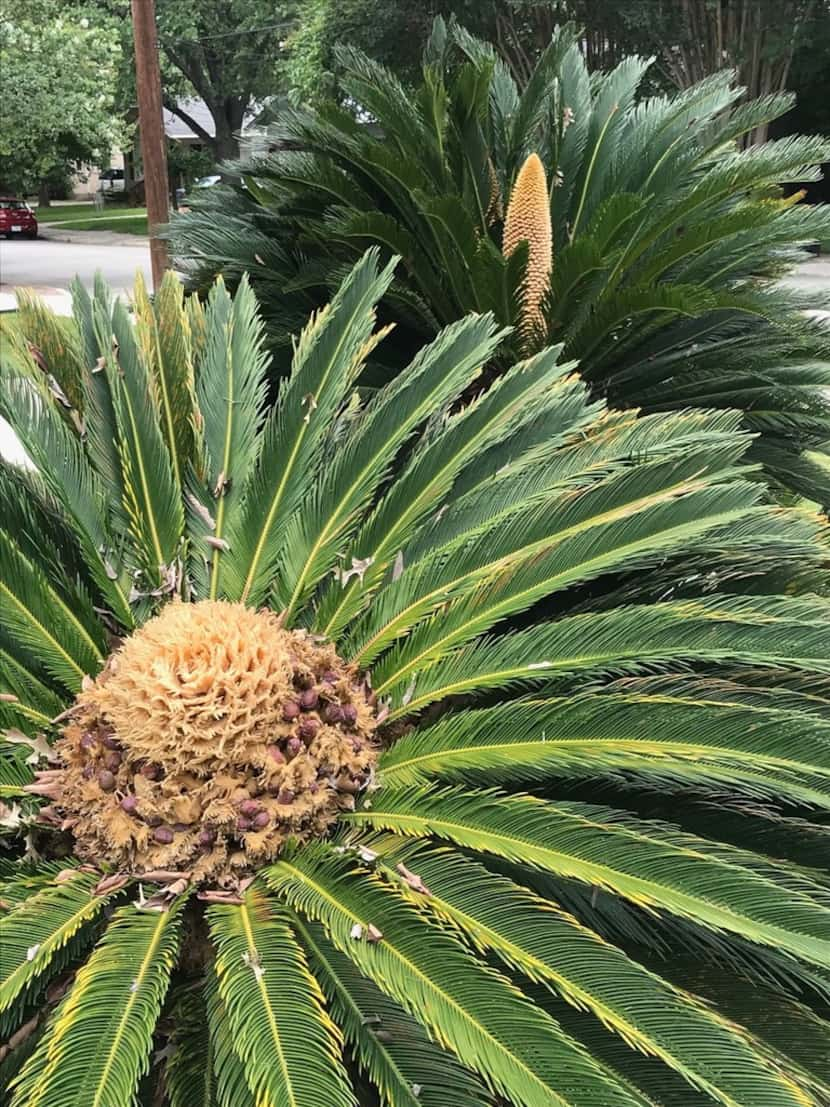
left=0, top=5, right=126, bottom=195
left=1, top=263, right=830, bottom=1103
left=169, top=21, right=830, bottom=506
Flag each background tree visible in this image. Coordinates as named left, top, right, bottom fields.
left=90, top=0, right=298, bottom=163
left=0, top=1, right=125, bottom=202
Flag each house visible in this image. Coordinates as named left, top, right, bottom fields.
left=70, top=99, right=270, bottom=199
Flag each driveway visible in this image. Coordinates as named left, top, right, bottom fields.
left=0, top=229, right=152, bottom=312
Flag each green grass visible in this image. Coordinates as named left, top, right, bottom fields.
left=35, top=204, right=148, bottom=235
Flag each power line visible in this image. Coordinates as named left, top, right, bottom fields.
left=162, top=21, right=291, bottom=47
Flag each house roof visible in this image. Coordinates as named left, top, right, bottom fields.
left=163, top=99, right=261, bottom=141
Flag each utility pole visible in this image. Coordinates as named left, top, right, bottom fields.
left=131, top=0, right=170, bottom=288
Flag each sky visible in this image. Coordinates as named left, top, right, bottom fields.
left=0, top=416, right=29, bottom=466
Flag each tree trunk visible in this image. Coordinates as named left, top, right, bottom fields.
left=210, top=100, right=247, bottom=165
left=38, top=180, right=51, bottom=207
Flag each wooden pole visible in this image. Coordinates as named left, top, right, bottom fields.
left=131, top=0, right=170, bottom=288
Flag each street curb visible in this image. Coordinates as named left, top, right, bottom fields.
left=38, top=226, right=150, bottom=247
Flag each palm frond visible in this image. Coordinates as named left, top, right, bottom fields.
left=0, top=530, right=104, bottom=691
left=275, top=313, right=505, bottom=620
left=0, top=871, right=112, bottom=1018
left=164, top=987, right=217, bottom=1107
left=133, top=271, right=197, bottom=489
left=378, top=682, right=830, bottom=809
left=346, top=787, right=830, bottom=968
left=368, top=839, right=817, bottom=1107
left=107, top=300, right=184, bottom=589
left=313, top=346, right=586, bottom=639
left=267, top=844, right=650, bottom=1107
left=208, top=887, right=354, bottom=1107
left=295, top=914, right=491, bottom=1107
left=188, top=275, right=269, bottom=601
left=10, top=897, right=184, bottom=1107
left=375, top=592, right=830, bottom=717
left=225, top=249, right=396, bottom=605
left=204, top=967, right=255, bottom=1107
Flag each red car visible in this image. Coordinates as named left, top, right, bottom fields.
left=0, top=198, right=38, bottom=239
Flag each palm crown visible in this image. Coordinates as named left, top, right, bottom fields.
left=1, top=253, right=830, bottom=1106
left=168, top=19, right=830, bottom=507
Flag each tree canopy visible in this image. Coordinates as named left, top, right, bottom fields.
left=0, top=3, right=125, bottom=196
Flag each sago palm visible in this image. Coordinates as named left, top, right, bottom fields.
left=2, top=254, right=830, bottom=1106
left=168, top=19, right=830, bottom=507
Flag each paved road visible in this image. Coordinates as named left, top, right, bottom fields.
left=0, top=232, right=151, bottom=308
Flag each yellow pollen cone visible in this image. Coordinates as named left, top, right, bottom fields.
left=503, top=152, right=552, bottom=346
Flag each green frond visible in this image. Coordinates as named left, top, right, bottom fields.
left=71, top=276, right=128, bottom=506
left=0, top=529, right=104, bottom=691
left=107, top=298, right=184, bottom=588
left=266, top=844, right=650, bottom=1107
left=378, top=593, right=830, bottom=717
left=133, top=271, right=197, bottom=489
left=0, top=643, right=65, bottom=732
left=0, top=362, right=133, bottom=626
left=204, top=967, right=255, bottom=1107
left=0, top=871, right=113, bottom=1018
left=313, top=346, right=586, bottom=639
left=295, top=914, right=490, bottom=1107
left=165, top=987, right=217, bottom=1107
left=11, top=896, right=184, bottom=1107
left=0, top=860, right=72, bottom=911
left=0, top=743, right=34, bottom=799
left=367, top=840, right=815, bottom=1107
left=275, top=312, right=505, bottom=620
left=207, top=887, right=354, bottom=1107
left=189, top=274, right=269, bottom=601
left=9, top=289, right=85, bottom=411
left=225, top=249, right=397, bottom=605
left=655, top=957, right=830, bottom=1101
left=345, top=788, right=830, bottom=968
left=378, top=684, right=830, bottom=808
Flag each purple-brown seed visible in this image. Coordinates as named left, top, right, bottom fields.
left=277, top=789, right=295, bottom=805
left=282, top=701, right=301, bottom=721
left=299, top=688, right=319, bottom=710
left=298, top=717, right=319, bottom=741
left=103, top=750, right=122, bottom=771
left=239, top=799, right=261, bottom=818
left=286, top=737, right=302, bottom=758
left=198, top=827, right=217, bottom=847
left=252, top=810, right=271, bottom=829
left=266, top=744, right=285, bottom=764
left=97, top=770, right=116, bottom=792
left=140, top=762, right=162, bottom=780
left=120, top=794, right=139, bottom=815
left=82, top=764, right=95, bottom=780
left=101, top=734, right=121, bottom=751
left=322, top=670, right=338, bottom=684
left=153, top=825, right=174, bottom=844
left=80, top=733, right=98, bottom=751
left=325, top=704, right=344, bottom=724
left=341, top=704, right=358, bottom=726
left=144, top=813, right=163, bottom=827
left=237, top=816, right=252, bottom=832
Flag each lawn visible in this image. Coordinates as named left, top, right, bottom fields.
left=35, top=203, right=148, bottom=235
